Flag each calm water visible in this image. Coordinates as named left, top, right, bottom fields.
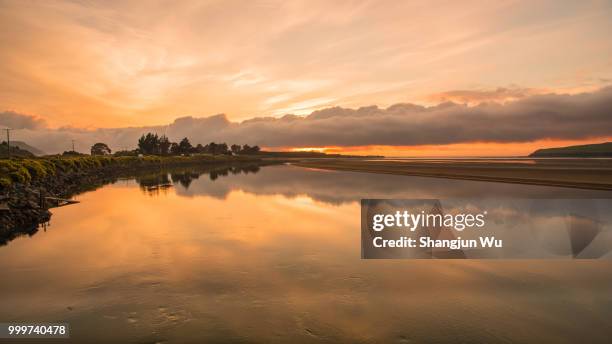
left=1, top=164, right=611, bottom=343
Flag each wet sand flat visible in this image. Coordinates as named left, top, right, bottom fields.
left=294, top=158, right=612, bottom=190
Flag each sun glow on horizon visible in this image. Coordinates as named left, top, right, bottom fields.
left=285, top=137, right=612, bottom=157
left=290, top=147, right=329, bottom=153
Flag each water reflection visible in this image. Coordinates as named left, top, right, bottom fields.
left=143, top=164, right=611, bottom=203
left=0, top=163, right=268, bottom=245
left=15, top=162, right=609, bottom=245
left=135, top=164, right=263, bottom=195
left=0, top=164, right=611, bottom=343
left=3, top=163, right=611, bottom=246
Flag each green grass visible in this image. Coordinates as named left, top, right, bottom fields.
left=0, top=154, right=256, bottom=188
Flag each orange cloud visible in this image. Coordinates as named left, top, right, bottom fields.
left=426, top=87, right=537, bottom=105
left=1, top=1, right=612, bottom=128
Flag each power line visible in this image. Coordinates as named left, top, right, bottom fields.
left=3, top=128, right=12, bottom=159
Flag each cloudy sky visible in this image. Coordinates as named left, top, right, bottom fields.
left=1, top=0, right=611, bottom=155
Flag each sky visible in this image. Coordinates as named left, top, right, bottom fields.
left=1, top=0, right=611, bottom=155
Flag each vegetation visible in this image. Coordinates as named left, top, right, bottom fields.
left=136, top=132, right=260, bottom=156
left=529, top=142, right=612, bottom=157
left=62, top=150, right=87, bottom=156
left=91, top=142, right=112, bottom=155
left=113, top=149, right=139, bottom=157
left=1, top=132, right=376, bottom=189
left=0, top=154, right=258, bottom=189
left=0, top=131, right=271, bottom=189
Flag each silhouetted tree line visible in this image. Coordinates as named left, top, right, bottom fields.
left=135, top=133, right=260, bottom=156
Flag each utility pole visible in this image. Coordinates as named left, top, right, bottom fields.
left=71, top=139, right=75, bottom=152
left=4, top=128, right=11, bottom=159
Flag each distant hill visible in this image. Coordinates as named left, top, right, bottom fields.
left=529, top=142, right=612, bottom=157
left=10, top=141, right=45, bottom=156
left=0, top=141, right=35, bottom=158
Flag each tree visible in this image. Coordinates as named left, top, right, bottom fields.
left=231, top=144, right=241, bottom=154
left=178, top=137, right=193, bottom=154
left=138, top=133, right=160, bottom=155
left=159, top=135, right=171, bottom=155
left=207, top=142, right=217, bottom=154
left=137, top=135, right=146, bottom=153
left=170, top=142, right=180, bottom=155
left=91, top=142, right=112, bottom=155
left=239, top=144, right=260, bottom=154
left=217, top=143, right=229, bottom=155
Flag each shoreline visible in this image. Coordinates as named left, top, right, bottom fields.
left=294, top=158, right=612, bottom=190
left=0, top=155, right=279, bottom=244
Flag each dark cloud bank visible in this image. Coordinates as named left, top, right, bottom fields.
left=0, top=111, right=47, bottom=130
left=2, top=87, right=611, bottom=154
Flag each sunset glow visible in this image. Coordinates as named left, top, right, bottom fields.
left=284, top=137, right=612, bottom=157
left=290, top=147, right=329, bottom=153
left=1, top=0, right=611, bottom=155
left=1, top=2, right=612, bottom=343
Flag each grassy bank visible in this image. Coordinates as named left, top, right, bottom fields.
left=0, top=154, right=259, bottom=188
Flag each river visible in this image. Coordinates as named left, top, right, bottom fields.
left=0, top=163, right=611, bottom=343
